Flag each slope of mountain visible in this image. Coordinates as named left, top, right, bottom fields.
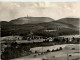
left=39, top=21, right=76, bottom=30
left=1, top=17, right=79, bottom=37
left=0, top=21, right=13, bottom=25
left=9, top=17, right=54, bottom=24
left=57, top=18, right=79, bottom=27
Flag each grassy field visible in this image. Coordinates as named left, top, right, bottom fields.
left=11, top=44, right=80, bottom=60
left=30, top=44, right=80, bottom=52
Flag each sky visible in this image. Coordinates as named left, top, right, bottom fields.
left=0, top=2, right=80, bottom=21
left=0, top=0, right=79, bottom=1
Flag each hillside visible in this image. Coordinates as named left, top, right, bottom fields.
left=1, top=17, right=79, bottom=37
left=57, top=18, right=79, bottom=27
left=9, top=17, right=54, bottom=24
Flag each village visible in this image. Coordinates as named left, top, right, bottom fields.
left=1, top=32, right=80, bottom=60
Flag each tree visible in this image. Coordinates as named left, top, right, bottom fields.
left=59, top=47, right=62, bottom=50
left=47, top=50, right=50, bottom=52
left=62, top=38, right=66, bottom=43
left=52, top=49, right=55, bottom=52
left=56, top=49, right=59, bottom=51
left=66, top=38, right=69, bottom=43
left=35, top=51, right=38, bottom=53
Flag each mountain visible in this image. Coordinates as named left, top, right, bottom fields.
left=9, top=17, right=79, bottom=28
left=38, top=17, right=80, bottom=30
left=0, top=21, right=13, bottom=25
left=39, top=21, right=76, bottom=30
left=57, top=18, right=79, bottom=27
left=9, top=17, right=54, bottom=24
left=1, top=17, right=79, bottom=37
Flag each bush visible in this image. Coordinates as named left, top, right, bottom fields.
left=35, top=51, right=38, bottom=53
left=71, top=48, right=75, bottom=50
left=56, top=49, right=59, bottom=51
left=47, top=50, right=51, bottom=52
left=69, top=55, right=72, bottom=57
left=53, top=56, right=55, bottom=58
left=52, top=49, right=55, bottom=52
left=34, top=55, right=37, bottom=57
left=59, top=47, right=63, bottom=50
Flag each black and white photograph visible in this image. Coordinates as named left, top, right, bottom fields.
left=0, top=2, right=80, bottom=60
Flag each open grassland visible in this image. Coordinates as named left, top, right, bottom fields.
left=11, top=44, right=80, bottom=60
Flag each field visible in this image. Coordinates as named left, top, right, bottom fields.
left=11, top=44, right=80, bottom=60
left=16, top=39, right=45, bottom=44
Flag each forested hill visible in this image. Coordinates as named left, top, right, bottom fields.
left=1, top=17, right=79, bottom=37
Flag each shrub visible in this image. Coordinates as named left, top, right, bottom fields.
left=34, top=55, right=37, bottom=57
left=56, top=49, right=59, bottom=51
left=53, top=56, right=55, bottom=58
left=52, top=49, right=55, bottom=52
left=59, top=47, right=63, bottom=50
left=71, top=48, right=75, bottom=50
left=35, top=51, right=38, bottom=53
left=69, top=55, right=72, bottom=57
left=47, top=50, right=51, bottom=52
